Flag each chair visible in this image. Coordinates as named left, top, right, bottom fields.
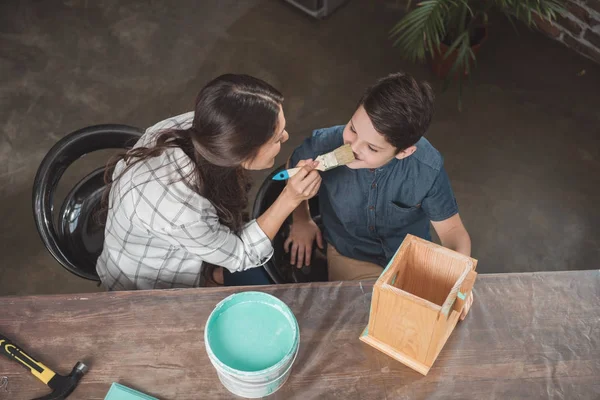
left=32, top=125, right=143, bottom=281
left=252, top=164, right=327, bottom=284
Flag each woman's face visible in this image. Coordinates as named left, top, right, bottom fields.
left=242, top=105, right=289, bottom=170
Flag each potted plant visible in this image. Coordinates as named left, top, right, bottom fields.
left=390, top=0, right=564, bottom=109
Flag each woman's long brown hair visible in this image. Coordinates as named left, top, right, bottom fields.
left=100, top=74, right=284, bottom=233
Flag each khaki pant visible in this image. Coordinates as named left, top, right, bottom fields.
left=327, top=245, right=383, bottom=281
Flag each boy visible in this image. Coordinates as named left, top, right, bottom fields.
left=286, top=72, right=473, bottom=318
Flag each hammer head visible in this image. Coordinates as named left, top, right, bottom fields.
left=34, top=362, right=88, bottom=400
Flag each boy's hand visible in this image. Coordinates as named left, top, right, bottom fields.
left=459, top=292, right=474, bottom=321
left=284, top=219, right=324, bottom=268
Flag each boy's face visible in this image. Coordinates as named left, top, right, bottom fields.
left=343, top=106, right=416, bottom=169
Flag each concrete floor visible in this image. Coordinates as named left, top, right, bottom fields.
left=0, top=0, right=599, bottom=296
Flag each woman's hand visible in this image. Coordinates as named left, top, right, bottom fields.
left=257, top=160, right=321, bottom=241
left=281, top=159, right=322, bottom=205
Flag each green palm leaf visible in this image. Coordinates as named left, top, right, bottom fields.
left=390, top=0, right=566, bottom=109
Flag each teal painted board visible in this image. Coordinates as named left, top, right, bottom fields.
left=104, top=383, right=159, bottom=400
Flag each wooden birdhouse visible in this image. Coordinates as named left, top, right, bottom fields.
left=360, top=234, right=477, bottom=375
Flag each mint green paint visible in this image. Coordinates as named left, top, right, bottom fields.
left=457, top=291, right=466, bottom=300
left=104, top=383, right=158, bottom=400
left=206, top=292, right=297, bottom=373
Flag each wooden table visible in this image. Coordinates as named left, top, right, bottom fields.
left=1, top=271, right=599, bottom=399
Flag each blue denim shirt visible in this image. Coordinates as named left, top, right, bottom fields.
left=290, top=125, right=458, bottom=267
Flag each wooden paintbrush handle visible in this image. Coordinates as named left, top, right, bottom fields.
left=272, top=164, right=325, bottom=181
left=285, top=167, right=301, bottom=179
left=289, top=164, right=326, bottom=175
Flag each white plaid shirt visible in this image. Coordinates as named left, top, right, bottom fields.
left=97, top=112, right=274, bottom=290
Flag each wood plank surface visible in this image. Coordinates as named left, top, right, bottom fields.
left=0, top=271, right=599, bottom=399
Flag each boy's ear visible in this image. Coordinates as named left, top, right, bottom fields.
left=395, top=145, right=417, bottom=160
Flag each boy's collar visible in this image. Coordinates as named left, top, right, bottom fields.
left=377, top=157, right=399, bottom=171
left=360, top=157, right=399, bottom=173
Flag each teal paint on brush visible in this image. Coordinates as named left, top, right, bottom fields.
left=272, top=170, right=290, bottom=181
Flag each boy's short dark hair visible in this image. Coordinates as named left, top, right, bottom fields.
left=358, top=72, right=434, bottom=151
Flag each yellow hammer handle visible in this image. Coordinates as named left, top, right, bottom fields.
left=0, top=334, right=56, bottom=385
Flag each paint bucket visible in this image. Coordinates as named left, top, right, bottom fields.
left=205, top=291, right=299, bottom=398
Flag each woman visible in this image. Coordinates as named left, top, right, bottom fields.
left=97, top=74, right=321, bottom=290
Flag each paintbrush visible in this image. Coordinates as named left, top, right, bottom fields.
left=272, top=144, right=355, bottom=181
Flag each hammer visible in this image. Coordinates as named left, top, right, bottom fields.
left=0, top=333, right=88, bottom=399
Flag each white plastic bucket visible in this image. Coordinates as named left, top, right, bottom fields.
left=205, top=292, right=299, bottom=398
